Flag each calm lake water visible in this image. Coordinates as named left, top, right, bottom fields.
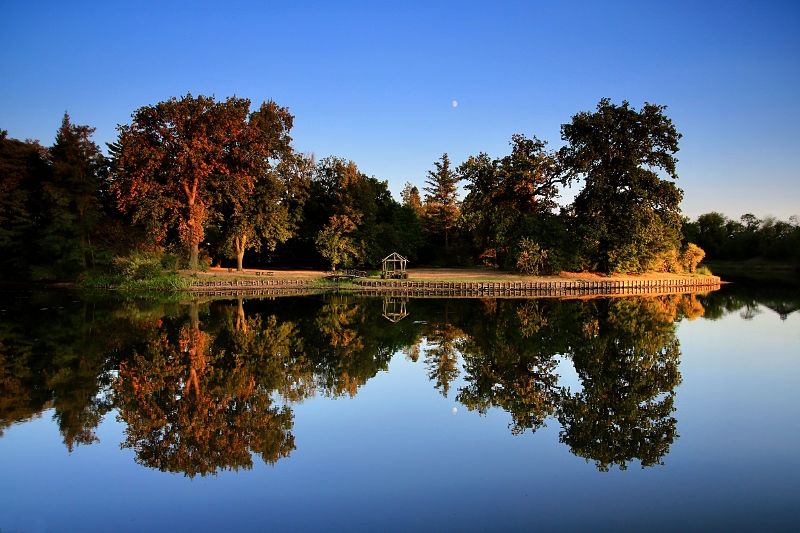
left=1, top=286, right=798, bottom=531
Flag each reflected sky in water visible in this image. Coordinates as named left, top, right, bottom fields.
left=0, top=286, right=798, bottom=531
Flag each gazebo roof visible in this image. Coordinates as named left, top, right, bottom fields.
left=382, top=252, right=408, bottom=263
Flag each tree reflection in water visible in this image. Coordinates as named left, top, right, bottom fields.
left=557, top=297, right=684, bottom=471
left=114, top=302, right=295, bottom=477
left=6, top=288, right=778, bottom=475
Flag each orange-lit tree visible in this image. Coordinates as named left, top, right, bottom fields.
left=112, top=94, right=259, bottom=270
left=114, top=304, right=295, bottom=476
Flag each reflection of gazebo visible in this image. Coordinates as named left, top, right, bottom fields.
left=382, top=252, right=408, bottom=279
left=382, top=297, right=409, bottom=323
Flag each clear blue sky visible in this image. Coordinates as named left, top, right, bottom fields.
left=1, top=0, right=798, bottom=219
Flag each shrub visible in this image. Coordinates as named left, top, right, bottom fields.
left=681, top=243, right=706, bottom=273
left=160, top=253, right=180, bottom=271
left=649, top=248, right=683, bottom=273
left=112, top=252, right=162, bottom=281
left=696, top=264, right=712, bottom=276
left=198, top=250, right=212, bottom=272
left=516, top=238, right=548, bottom=275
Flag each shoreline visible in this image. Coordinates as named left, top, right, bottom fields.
left=2, top=269, right=723, bottom=298
left=185, top=272, right=721, bottom=298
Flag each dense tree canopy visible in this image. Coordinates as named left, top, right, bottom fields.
left=212, top=101, right=298, bottom=270
left=4, top=96, right=780, bottom=278
left=112, top=94, right=278, bottom=270
left=459, top=135, right=565, bottom=269
left=561, top=99, right=684, bottom=273
left=0, top=115, right=110, bottom=280
left=684, top=211, right=800, bottom=263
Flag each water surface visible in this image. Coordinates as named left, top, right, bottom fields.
left=0, top=287, right=798, bottom=531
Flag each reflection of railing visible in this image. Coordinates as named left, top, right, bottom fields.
left=382, top=297, right=409, bottom=323
left=356, top=277, right=722, bottom=297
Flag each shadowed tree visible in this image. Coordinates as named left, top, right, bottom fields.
left=423, top=324, right=463, bottom=398
left=457, top=300, right=567, bottom=434
left=42, top=113, right=106, bottom=275
left=460, top=135, right=565, bottom=268
left=0, top=131, right=49, bottom=278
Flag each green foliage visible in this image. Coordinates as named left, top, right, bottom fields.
left=561, top=99, right=683, bottom=273
left=83, top=250, right=197, bottom=292
left=696, top=264, right=712, bottom=276
left=197, top=249, right=212, bottom=272
left=118, top=273, right=195, bottom=291
left=459, top=136, right=567, bottom=269
left=0, top=132, right=47, bottom=279
left=685, top=212, right=800, bottom=263
left=113, top=252, right=163, bottom=281
left=558, top=298, right=682, bottom=470
left=515, top=238, right=548, bottom=275
left=315, top=215, right=359, bottom=271
left=0, top=115, right=109, bottom=281
left=1, top=99, right=751, bottom=280
left=213, top=101, right=300, bottom=270
left=649, top=248, right=682, bottom=273
left=112, top=93, right=286, bottom=271
left=160, top=253, right=181, bottom=271
left=282, top=155, right=421, bottom=268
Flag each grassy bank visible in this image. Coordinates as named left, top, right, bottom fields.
left=78, top=271, right=196, bottom=292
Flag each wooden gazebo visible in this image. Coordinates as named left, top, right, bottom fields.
left=381, top=252, right=408, bottom=279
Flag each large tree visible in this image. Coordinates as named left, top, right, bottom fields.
left=459, top=134, right=564, bottom=268
left=0, top=131, right=48, bottom=278
left=561, top=99, right=683, bottom=273
left=423, top=153, right=460, bottom=250
left=112, top=94, right=259, bottom=270
left=43, top=113, right=106, bottom=274
left=214, top=101, right=297, bottom=271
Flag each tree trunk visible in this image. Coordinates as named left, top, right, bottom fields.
left=185, top=301, right=203, bottom=396
left=186, top=198, right=205, bottom=271
left=236, top=298, right=247, bottom=333
left=235, top=235, right=247, bottom=272
left=189, top=242, right=199, bottom=271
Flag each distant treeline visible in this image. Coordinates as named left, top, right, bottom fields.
left=1, top=96, right=715, bottom=281
left=683, top=212, right=800, bottom=262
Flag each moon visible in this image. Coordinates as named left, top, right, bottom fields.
left=452, top=100, right=458, bottom=108
left=452, top=407, right=458, bottom=414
